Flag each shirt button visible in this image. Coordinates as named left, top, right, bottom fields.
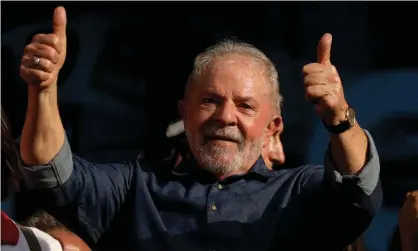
left=217, top=184, right=223, bottom=190
left=210, top=204, right=217, bottom=211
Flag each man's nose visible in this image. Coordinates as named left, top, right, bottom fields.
left=215, top=101, right=237, bottom=126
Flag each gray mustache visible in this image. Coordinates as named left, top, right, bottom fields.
left=202, top=127, right=243, bottom=143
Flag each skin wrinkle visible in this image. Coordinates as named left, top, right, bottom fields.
left=188, top=53, right=276, bottom=112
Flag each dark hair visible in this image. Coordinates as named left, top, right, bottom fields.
left=23, top=210, right=66, bottom=232
left=1, top=106, right=23, bottom=200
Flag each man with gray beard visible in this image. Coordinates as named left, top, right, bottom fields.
left=17, top=7, right=381, bottom=251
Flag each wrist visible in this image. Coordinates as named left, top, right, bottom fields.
left=322, top=102, right=350, bottom=126
left=28, top=84, right=58, bottom=105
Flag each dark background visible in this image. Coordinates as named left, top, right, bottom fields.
left=2, top=2, right=418, bottom=251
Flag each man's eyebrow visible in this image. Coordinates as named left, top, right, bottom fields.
left=201, top=90, right=225, bottom=99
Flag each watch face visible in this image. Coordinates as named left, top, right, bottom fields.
left=347, top=107, right=356, bottom=126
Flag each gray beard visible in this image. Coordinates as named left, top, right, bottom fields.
left=195, top=136, right=263, bottom=177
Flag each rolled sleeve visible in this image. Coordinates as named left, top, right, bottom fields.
left=17, top=135, right=73, bottom=190
left=324, top=130, right=380, bottom=196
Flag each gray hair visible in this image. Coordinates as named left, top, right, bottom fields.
left=187, top=39, right=283, bottom=113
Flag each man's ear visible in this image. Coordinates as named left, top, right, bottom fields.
left=263, top=115, right=282, bottom=147
left=178, top=100, right=186, bottom=120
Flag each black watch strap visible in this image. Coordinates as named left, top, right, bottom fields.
left=323, top=106, right=356, bottom=134
left=323, top=120, right=352, bottom=134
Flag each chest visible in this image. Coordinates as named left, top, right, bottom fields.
left=103, top=174, right=304, bottom=251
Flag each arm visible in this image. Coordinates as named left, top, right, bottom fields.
left=18, top=7, right=135, bottom=245
left=299, top=131, right=382, bottom=250
left=20, top=84, right=65, bottom=166
left=19, top=6, right=67, bottom=166
left=324, top=130, right=382, bottom=247
left=329, top=111, right=368, bottom=175
left=301, top=33, right=382, bottom=250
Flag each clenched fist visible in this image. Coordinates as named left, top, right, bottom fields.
left=20, top=6, right=67, bottom=91
left=303, top=33, right=348, bottom=125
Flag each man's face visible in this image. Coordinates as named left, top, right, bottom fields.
left=180, top=53, right=279, bottom=177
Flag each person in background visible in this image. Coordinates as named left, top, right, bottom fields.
left=23, top=211, right=91, bottom=251
left=344, top=191, right=418, bottom=251
left=393, top=190, right=418, bottom=251
left=1, top=107, right=90, bottom=251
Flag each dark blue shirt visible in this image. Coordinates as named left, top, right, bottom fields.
left=22, top=131, right=382, bottom=251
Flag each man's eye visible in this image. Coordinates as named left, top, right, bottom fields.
left=239, top=103, right=253, bottom=110
left=202, top=98, right=215, bottom=104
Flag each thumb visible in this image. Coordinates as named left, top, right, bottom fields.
left=52, top=6, right=67, bottom=38
left=317, top=33, right=332, bottom=65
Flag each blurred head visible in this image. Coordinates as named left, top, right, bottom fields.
left=262, top=122, right=285, bottom=169
left=24, top=211, right=91, bottom=251
left=178, top=40, right=283, bottom=178
left=1, top=106, right=24, bottom=200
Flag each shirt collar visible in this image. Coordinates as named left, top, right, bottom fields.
left=171, top=156, right=275, bottom=183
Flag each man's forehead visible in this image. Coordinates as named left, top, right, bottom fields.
left=198, top=55, right=267, bottom=89
left=211, top=53, right=264, bottom=72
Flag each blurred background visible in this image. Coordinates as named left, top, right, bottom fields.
left=2, top=2, right=418, bottom=251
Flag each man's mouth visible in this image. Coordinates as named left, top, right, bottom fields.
left=206, top=135, right=239, bottom=144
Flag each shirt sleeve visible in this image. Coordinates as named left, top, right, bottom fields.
left=17, top=134, right=136, bottom=244
left=323, top=130, right=380, bottom=197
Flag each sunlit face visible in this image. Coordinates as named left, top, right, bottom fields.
left=180, top=53, right=280, bottom=178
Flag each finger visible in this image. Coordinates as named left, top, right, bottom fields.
left=20, top=65, right=51, bottom=84
left=24, top=43, right=60, bottom=64
left=317, top=33, right=332, bottom=65
left=53, top=6, right=67, bottom=39
left=21, top=55, right=55, bottom=73
left=302, top=63, right=327, bottom=75
left=304, top=72, right=340, bottom=88
left=32, top=34, right=61, bottom=53
left=305, top=85, right=329, bottom=101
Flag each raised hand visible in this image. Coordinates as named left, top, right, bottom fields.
left=20, top=6, right=67, bottom=91
left=303, top=33, right=348, bottom=125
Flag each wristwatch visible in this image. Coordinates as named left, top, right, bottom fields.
left=323, top=106, right=356, bottom=134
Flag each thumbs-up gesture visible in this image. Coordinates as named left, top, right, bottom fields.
left=303, top=33, right=348, bottom=125
left=20, top=6, right=67, bottom=91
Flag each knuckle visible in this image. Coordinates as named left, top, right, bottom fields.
left=32, top=34, right=43, bottom=42
left=19, top=65, right=26, bottom=76
left=50, top=34, right=60, bottom=48
left=41, top=74, right=50, bottom=81
left=24, top=44, right=34, bottom=54
left=45, top=60, right=54, bottom=72
left=45, top=47, right=57, bottom=60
